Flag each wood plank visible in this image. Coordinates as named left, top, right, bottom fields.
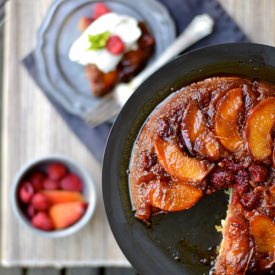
left=66, top=267, right=100, bottom=275
left=1, top=0, right=128, bottom=267
left=218, top=0, right=275, bottom=46
left=26, top=268, right=60, bottom=275
left=104, top=268, right=137, bottom=275
left=0, top=267, right=21, bottom=275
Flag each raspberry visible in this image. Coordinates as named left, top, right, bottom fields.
left=93, top=3, right=111, bottom=20
left=18, top=182, right=34, bottom=203
left=106, top=35, right=125, bottom=55
left=32, top=212, right=54, bottom=231
left=31, top=193, right=51, bottom=211
left=29, top=172, right=45, bottom=192
left=26, top=204, right=36, bottom=218
left=210, top=169, right=235, bottom=190
left=240, top=191, right=261, bottom=210
left=234, top=170, right=251, bottom=195
left=248, top=163, right=269, bottom=183
left=78, top=17, right=93, bottom=32
left=47, top=163, right=67, bottom=180
left=43, top=178, right=60, bottom=190
left=60, top=173, right=83, bottom=192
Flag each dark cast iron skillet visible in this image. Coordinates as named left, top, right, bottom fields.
left=102, top=43, right=275, bottom=275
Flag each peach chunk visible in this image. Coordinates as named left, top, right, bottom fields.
left=214, top=88, right=244, bottom=153
left=154, top=135, right=211, bottom=182
left=246, top=97, right=275, bottom=161
left=150, top=181, right=203, bottom=211
left=181, top=100, right=221, bottom=160
left=250, top=215, right=275, bottom=254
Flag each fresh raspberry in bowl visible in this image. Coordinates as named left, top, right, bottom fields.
left=11, top=155, right=96, bottom=238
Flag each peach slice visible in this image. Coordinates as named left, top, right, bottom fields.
left=250, top=215, right=275, bottom=253
left=181, top=100, right=221, bottom=160
left=246, top=97, right=275, bottom=161
left=150, top=181, right=203, bottom=211
left=214, top=88, right=244, bottom=152
left=154, top=135, right=211, bottom=182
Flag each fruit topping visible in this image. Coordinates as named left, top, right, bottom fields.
left=32, top=212, right=54, bottom=231
left=78, top=17, right=93, bottom=32
left=93, top=3, right=111, bottom=20
left=154, top=135, right=211, bottom=182
left=181, top=100, right=221, bottom=160
left=106, top=35, right=125, bottom=55
left=18, top=182, right=34, bottom=204
left=29, top=172, right=45, bottom=192
left=26, top=204, right=36, bottom=218
left=214, top=88, right=245, bottom=153
left=209, top=169, right=235, bottom=190
left=17, top=161, right=88, bottom=232
left=150, top=181, right=203, bottom=211
left=43, top=178, right=60, bottom=190
left=246, top=97, right=275, bottom=161
left=49, top=202, right=87, bottom=230
left=60, top=173, right=83, bottom=192
left=31, top=193, right=51, bottom=211
left=47, top=163, right=67, bottom=180
left=250, top=215, right=275, bottom=254
left=248, top=163, right=269, bottom=184
left=41, top=190, right=84, bottom=205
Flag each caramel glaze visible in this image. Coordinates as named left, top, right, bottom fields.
left=129, top=76, right=275, bottom=274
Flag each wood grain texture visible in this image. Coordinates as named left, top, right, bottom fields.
left=0, top=267, right=22, bottom=275
left=1, top=0, right=128, bottom=267
left=27, top=268, right=60, bottom=275
left=66, top=267, right=100, bottom=275
left=1, top=0, right=274, bottom=267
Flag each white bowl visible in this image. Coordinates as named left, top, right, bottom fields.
left=11, top=155, right=97, bottom=238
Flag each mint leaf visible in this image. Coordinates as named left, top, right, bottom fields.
left=87, top=31, right=110, bottom=50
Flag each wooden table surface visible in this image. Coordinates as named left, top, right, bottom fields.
left=1, top=0, right=275, bottom=268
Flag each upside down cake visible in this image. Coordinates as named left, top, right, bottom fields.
left=129, top=76, right=275, bottom=274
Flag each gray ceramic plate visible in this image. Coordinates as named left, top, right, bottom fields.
left=35, top=0, right=176, bottom=120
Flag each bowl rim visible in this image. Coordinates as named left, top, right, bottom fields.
left=11, top=154, right=97, bottom=238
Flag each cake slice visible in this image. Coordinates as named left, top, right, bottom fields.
left=214, top=188, right=275, bottom=274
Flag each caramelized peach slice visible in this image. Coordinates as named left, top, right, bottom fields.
left=246, top=97, right=275, bottom=161
left=150, top=181, right=202, bottom=211
left=154, top=135, right=211, bottom=182
left=214, top=88, right=244, bottom=152
left=250, top=215, right=275, bottom=254
left=181, top=100, right=221, bottom=160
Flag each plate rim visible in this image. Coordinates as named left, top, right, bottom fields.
left=34, top=0, right=176, bottom=119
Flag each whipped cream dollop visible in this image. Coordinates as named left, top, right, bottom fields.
left=69, top=12, right=142, bottom=73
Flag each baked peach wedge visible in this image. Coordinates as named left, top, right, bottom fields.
left=154, top=135, right=212, bottom=182
left=150, top=181, right=203, bottom=212
left=214, top=88, right=245, bottom=153
left=181, top=100, right=221, bottom=160
left=249, top=215, right=275, bottom=269
left=246, top=97, right=275, bottom=161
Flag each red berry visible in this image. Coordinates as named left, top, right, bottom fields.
left=106, top=35, right=125, bottom=55
left=93, top=3, right=110, bottom=20
left=60, top=173, right=83, bottom=192
left=18, top=182, right=34, bottom=203
left=43, top=178, right=60, bottom=190
left=29, top=172, right=45, bottom=192
left=47, top=163, right=67, bottom=180
left=26, top=204, right=37, bottom=218
left=78, top=17, right=93, bottom=32
left=31, top=193, right=51, bottom=211
left=32, top=212, right=54, bottom=231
